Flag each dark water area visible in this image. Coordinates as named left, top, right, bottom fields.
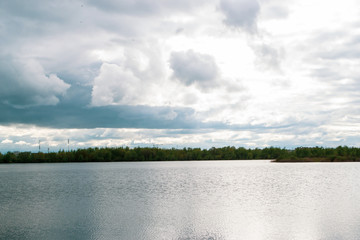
left=1, top=160, right=360, bottom=240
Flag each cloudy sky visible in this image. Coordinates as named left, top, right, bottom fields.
left=1, top=0, right=360, bottom=152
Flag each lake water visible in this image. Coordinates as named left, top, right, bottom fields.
left=1, top=160, right=360, bottom=240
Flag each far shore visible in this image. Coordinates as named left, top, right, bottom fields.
left=2, top=146, right=360, bottom=164
left=2, top=158, right=360, bottom=164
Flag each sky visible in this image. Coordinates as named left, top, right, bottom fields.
left=1, top=0, right=360, bottom=152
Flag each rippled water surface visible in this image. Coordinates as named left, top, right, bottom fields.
left=1, top=160, right=360, bottom=240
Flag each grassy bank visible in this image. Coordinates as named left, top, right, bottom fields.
left=274, top=156, right=360, bottom=162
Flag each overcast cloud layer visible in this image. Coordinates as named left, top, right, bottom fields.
left=1, top=0, right=360, bottom=152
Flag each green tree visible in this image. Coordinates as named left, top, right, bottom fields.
left=3, top=152, right=16, bottom=163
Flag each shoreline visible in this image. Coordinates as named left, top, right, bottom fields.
left=2, top=158, right=360, bottom=164
left=0, top=159, right=272, bottom=164
left=2, top=146, right=360, bottom=163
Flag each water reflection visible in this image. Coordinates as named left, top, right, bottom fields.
left=1, top=161, right=360, bottom=239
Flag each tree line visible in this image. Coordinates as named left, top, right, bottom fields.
left=0, top=146, right=359, bottom=163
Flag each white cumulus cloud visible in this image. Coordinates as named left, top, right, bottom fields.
left=91, top=63, right=141, bottom=106
left=1, top=139, right=13, bottom=144
left=170, top=50, right=219, bottom=90
left=219, top=0, right=260, bottom=33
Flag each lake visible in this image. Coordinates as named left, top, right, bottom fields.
left=1, top=160, right=360, bottom=240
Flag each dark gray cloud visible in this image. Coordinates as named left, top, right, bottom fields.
left=0, top=102, right=225, bottom=129
left=0, top=55, right=70, bottom=107
left=0, top=76, right=225, bottom=129
left=219, top=0, right=260, bottom=33
left=170, top=50, right=219, bottom=90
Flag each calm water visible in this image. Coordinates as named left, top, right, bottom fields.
left=1, top=160, right=360, bottom=240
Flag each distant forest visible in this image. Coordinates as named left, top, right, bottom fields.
left=1, top=146, right=360, bottom=163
